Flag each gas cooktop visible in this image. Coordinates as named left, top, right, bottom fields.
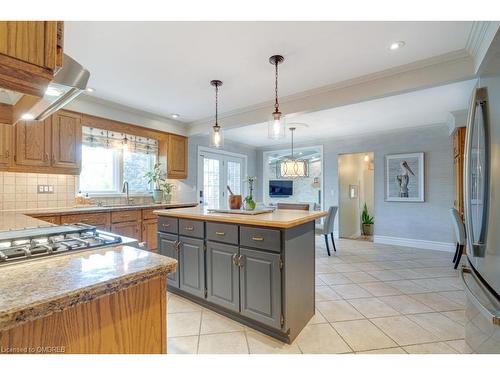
left=0, top=223, right=124, bottom=266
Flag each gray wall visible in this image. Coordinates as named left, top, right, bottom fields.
left=257, top=124, right=454, bottom=244
left=174, top=135, right=258, bottom=203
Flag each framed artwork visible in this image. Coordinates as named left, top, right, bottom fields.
left=385, top=152, right=424, bottom=202
left=349, top=184, right=358, bottom=199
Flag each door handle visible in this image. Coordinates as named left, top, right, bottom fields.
left=237, top=254, right=245, bottom=267
left=215, top=231, right=225, bottom=236
left=232, top=253, right=239, bottom=266
left=175, top=240, right=181, bottom=252
left=461, top=266, right=500, bottom=326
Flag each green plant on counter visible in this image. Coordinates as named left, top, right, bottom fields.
left=144, top=163, right=164, bottom=190
left=160, top=181, right=174, bottom=194
left=361, top=203, right=374, bottom=225
left=243, top=176, right=257, bottom=210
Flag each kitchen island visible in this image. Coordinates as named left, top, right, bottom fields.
left=154, top=207, right=326, bottom=343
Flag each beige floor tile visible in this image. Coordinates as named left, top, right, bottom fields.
left=168, top=295, right=203, bottom=313
left=378, top=295, right=434, bottom=314
left=198, top=332, right=249, bottom=354
left=246, top=330, right=301, bottom=354
left=347, top=297, right=399, bottom=318
left=330, top=263, right=361, bottom=273
left=410, top=293, right=462, bottom=312
left=386, top=280, right=431, bottom=294
left=317, top=300, right=364, bottom=322
left=403, top=342, right=458, bottom=354
left=315, top=285, right=342, bottom=301
left=318, top=273, right=352, bottom=285
left=307, top=309, right=327, bottom=324
left=442, top=310, right=466, bottom=326
left=439, top=291, right=467, bottom=307
left=358, top=282, right=402, bottom=297
left=168, top=312, right=202, bottom=337
left=200, top=310, right=245, bottom=335
left=367, top=270, right=405, bottom=281
left=445, top=339, right=473, bottom=354
left=167, top=335, right=199, bottom=354
left=371, top=315, right=439, bottom=346
left=331, top=284, right=372, bottom=299
left=411, top=277, right=463, bottom=292
left=406, top=312, right=465, bottom=340
left=357, top=347, right=406, bottom=354
left=354, top=262, right=384, bottom=271
left=295, top=323, right=352, bottom=354
left=343, top=271, right=379, bottom=283
left=332, top=320, right=397, bottom=352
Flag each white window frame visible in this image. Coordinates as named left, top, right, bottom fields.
left=197, top=146, right=248, bottom=207
left=78, top=145, right=158, bottom=197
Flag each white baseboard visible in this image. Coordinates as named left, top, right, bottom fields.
left=373, top=235, right=455, bottom=252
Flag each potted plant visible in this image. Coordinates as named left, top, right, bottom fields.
left=243, top=176, right=257, bottom=211
left=361, top=203, right=374, bottom=236
left=160, top=181, right=174, bottom=204
left=144, top=163, right=164, bottom=203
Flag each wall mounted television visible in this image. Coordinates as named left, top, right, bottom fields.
left=269, top=180, right=293, bottom=197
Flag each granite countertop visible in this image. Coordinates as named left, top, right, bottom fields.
left=155, top=207, right=327, bottom=229
left=5, top=202, right=199, bottom=216
left=0, top=212, right=54, bottom=232
left=0, top=245, right=177, bottom=331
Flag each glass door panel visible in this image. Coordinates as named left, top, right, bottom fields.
left=227, top=160, right=242, bottom=195
left=203, top=157, right=221, bottom=209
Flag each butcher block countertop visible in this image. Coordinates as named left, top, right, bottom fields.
left=0, top=245, right=177, bottom=331
left=154, top=207, right=327, bottom=229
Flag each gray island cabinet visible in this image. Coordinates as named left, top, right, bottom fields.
left=155, top=207, right=326, bottom=343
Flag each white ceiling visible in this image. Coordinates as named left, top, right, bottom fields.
left=224, top=79, right=477, bottom=147
left=64, top=21, right=473, bottom=122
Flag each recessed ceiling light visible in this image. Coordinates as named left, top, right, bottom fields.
left=21, top=113, right=34, bottom=120
left=85, top=87, right=95, bottom=93
left=389, top=41, right=405, bottom=51
left=171, top=114, right=180, bottom=119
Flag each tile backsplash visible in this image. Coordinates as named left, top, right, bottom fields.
left=0, top=172, right=76, bottom=210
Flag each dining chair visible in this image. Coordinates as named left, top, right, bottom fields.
left=450, top=208, right=466, bottom=269
left=315, top=206, right=338, bottom=256
left=276, top=203, right=310, bottom=210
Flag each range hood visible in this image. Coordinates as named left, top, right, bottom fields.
left=27, top=54, right=90, bottom=121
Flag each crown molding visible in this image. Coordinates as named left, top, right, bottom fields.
left=466, top=21, right=500, bottom=72
left=187, top=49, right=475, bottom=136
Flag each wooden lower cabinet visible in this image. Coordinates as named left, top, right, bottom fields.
left=61, top=212, right=111, bottom=232
left=111, top=221, right=141, bottom=239
left=0, top=277, right=167, bottom=354
left=142, top=219, right=158, bottom=251
left=31, top=215, right=61, bottom=225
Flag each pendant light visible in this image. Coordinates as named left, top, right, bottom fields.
left=209, top=80, right=224, bottom=148
left=278, top=127, right=308, bottom=178
left=268, top=55, right=286, bottom=139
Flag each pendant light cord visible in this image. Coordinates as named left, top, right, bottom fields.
left=215, top=83, right=219, bottom=126
left=274, top=60, right=279, bottom=112
left=290, top=128, right=295, bottom=158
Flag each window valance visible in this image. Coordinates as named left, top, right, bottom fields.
left=82, top=126, right=158, bottom=155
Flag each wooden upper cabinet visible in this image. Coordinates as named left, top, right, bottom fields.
left=51, top=110, right=82, bottom=169
left=0, top=21, right=62, bottom=97
left=167, top=134, right=188, bottom=179
left=0, top=124, right=13, bottom=167
left=15, top=117, right=52, bottom=167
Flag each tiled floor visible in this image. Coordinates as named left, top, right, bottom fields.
left=167, top=237, right=471, bottom=354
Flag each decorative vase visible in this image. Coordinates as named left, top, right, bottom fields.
left=229, top=194, right=242, bottom=210
left=362, top=224, right=373, bottom=236
left=152, top=189, right=163, bottom=203
left=244, top=196, right=256, bottom=211
left=164, top=193, right=172, bottom=204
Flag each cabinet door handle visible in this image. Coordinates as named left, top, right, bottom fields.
left=232, top=253, right=239, bottom=266
left=4, top=150, right=9, bottom=158
left=238, top=254, right=245, bottom=267
left=184, top=226, right=194, bottom=231
left=215, top=231, right=225, bottom=236
left=251, top=236, right=264, bottom=241
left=162, top=223, right=170, bottom=227
left=51, top=153, right=55, bottom=163
left=43, top=153, right=49, bottom=162
left=175, top=240, right=181, bottom=252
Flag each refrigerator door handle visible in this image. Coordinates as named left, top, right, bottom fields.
left=461, top=266, right=500, bottom=326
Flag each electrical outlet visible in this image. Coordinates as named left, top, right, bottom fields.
left=37, top=185, right=55, bottom=194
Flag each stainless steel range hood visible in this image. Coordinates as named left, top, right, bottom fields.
left=28, top=54, right=90, bottom=120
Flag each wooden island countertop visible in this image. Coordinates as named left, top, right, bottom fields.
left=154, top=207, right=326, bottom=228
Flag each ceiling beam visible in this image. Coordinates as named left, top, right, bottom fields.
left=187, top=50, right=476, bottom=136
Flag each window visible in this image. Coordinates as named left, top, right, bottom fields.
left=79, top=127, right=158, bottom=195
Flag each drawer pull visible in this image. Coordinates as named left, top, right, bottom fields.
left=162, top=223, right=170, bottom=227
left=185, top=226, right=194, bottom=231
left=251, top=236, right=264, bottom=241
left=215, top=231, right=225, bottom=236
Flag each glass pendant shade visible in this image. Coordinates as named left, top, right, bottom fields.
left=278, top=158, right=308, bottom=178
left=209, top=125, right=224, bottom=148
left=268, top=111, right=286, bottom=139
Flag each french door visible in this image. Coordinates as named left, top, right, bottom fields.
left=198, top=149, right=246, bottom=209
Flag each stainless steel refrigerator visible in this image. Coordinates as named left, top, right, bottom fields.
left=463, top=63, right=500, bottom=352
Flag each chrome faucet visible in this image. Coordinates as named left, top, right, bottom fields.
left=122, top=181, right=131, bottom=204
